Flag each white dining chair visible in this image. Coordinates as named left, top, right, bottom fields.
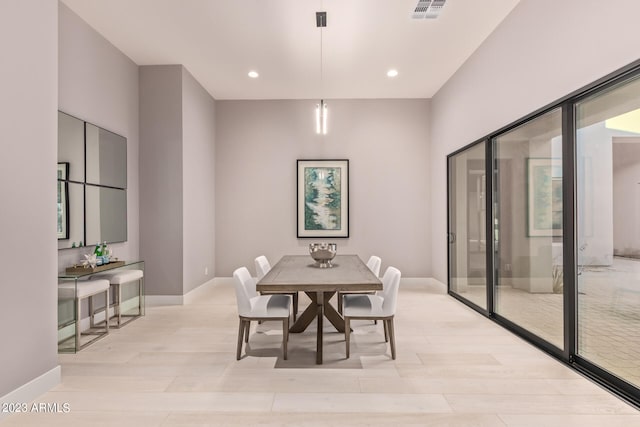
left=233, top=266, right=291, bottom=360
left=343, top=266, right=401, bottom=360
left=255, top=255, right=298, bottom=321
left=337, top=255, right=382, bottom=314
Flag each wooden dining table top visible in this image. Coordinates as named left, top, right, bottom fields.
left=256, top=254, right=382, bottom=293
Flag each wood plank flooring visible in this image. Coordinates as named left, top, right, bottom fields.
left=2, top=278, right=638, bottom=426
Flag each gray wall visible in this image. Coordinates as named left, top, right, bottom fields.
left=58, top=3, right=140, bottom=271
left=182, top=69, right=216, bottom=294
left=139, top=65, right=216, bottom=296
left=215, top=99, right=430, bottom=277
left=430, top=0, right=640, bottom=282
left=0, top=0, right=58, bottom=397
left=139, top=65, right=184, bottom=296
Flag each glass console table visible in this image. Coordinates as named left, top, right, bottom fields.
left=57, top=260, right=144, bottom=353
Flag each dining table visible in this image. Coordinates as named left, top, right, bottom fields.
left=256, top=254, right=382, bottom=364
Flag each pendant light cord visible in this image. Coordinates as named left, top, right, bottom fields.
left=320, top=0, right=324, bottom=99
left=315, top=0, right=327, bottom=135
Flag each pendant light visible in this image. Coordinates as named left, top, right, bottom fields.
left=315, top=100, right=327, bottom=134
left=315, top=10, right=327, bottom=135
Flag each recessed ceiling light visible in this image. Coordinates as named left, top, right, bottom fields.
left=387, top=69, right=399, bottom=78
left=248, top=70, right=259, bottom=78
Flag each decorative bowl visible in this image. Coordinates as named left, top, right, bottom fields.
left=309, top=243, right=337, bottom=268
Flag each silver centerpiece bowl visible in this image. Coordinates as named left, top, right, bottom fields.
left=309, top=243, right=337, bottom=268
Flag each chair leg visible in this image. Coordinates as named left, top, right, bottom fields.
left=244, top=320, right=250, bottom=343
left=338, top=292, right=343, bottom=315
left=236, top=319, right=245, bottom=360
left=283, top=317, right=289, bottom=360
left=388, top=318, right=396, bottom=360
left=383, top=318, right=389, bottom=342
left=345, top=317, right=351, bottom=358
left=292, top=293, right=298, bottom=322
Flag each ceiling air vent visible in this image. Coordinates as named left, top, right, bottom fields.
left=412, top=0, right=447, bottom=19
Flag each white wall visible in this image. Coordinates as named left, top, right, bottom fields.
left=58, top=3, right=140, bottom=271
left=182, top=69, right=216, bottom=294
left=215, top=99, right=430, bottom=277
left=576, top=123, right=614, bottom=266
left=430, top=0, right=640, bottom=282
left=0, top=0, right=58, bottom=398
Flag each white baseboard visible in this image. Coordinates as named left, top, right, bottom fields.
left=0, top=366, right=61, bottom=421
left=183, top=278, right=217, bottom=304
left=146, top=278, right=226, bottom=306
left=400, top=277, right=444, bottom=286
left=145, top=294, right=184, bottom=306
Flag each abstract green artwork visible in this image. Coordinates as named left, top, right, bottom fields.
left=304, top=167, right=341, bottom=230
left=297, top=160, right=349, bottom=237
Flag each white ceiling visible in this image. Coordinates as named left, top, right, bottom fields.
left=61, top=0, right=520, bottom=100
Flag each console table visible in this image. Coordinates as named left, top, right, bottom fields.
left=58, top=260, right=144, bottom=353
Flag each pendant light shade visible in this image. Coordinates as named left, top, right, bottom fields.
left=322, top=100, right=328, bottom=134
left=315, top=100, right=327, bottom=135
left=315, top=102, right=321, bottom=134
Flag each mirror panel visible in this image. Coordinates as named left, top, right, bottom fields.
left=86, top=123, right=127, bottom=189
left=58, top=112, right=128, bottom=250
left=85, top=185, right=127, bottom=245
left=57, top=182, right=84, bottom=249
left=57, top=111, right=85, bottom=183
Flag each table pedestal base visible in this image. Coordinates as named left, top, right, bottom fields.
left=289, top=291, right=345, bottom=364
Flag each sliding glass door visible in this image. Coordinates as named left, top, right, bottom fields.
left=448, top=141, right=487, bottom=310
left=575, top=74, right=640, bottom=388
left=493, top=109, right=565, bottom=350
left=446, top=61, right=640, bottom=404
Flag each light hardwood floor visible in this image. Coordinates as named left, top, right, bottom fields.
left=3, top=278, right=639, bottom=426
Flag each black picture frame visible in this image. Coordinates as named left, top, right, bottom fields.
left=57, top=162, right=70, bottom=240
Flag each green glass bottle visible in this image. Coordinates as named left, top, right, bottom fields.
left=94, top=244, right=103, bottom=266
left=102, top=241, right=109, bottom=264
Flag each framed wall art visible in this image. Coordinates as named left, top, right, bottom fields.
left=527, top=157, right=562, bottom=237
left=297, top=159, right=349, bottom=238
left=57, top=162, right=70, bottom=240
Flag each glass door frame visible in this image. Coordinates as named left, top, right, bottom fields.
left=446, top=138, right=493, bottom=316
left=567, top=68, right=640, bottom=404
left=486, top=105, right=569, bottom=362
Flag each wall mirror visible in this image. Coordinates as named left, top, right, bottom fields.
left=57, top=111, right=128, bottom=249
left=85, top=185, right=127, bottom=245
left=57, top=181, right=84, bottom=249
left=86, top=123, right=127, bottom=189
left=57, top=111, right=85, bottom=182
